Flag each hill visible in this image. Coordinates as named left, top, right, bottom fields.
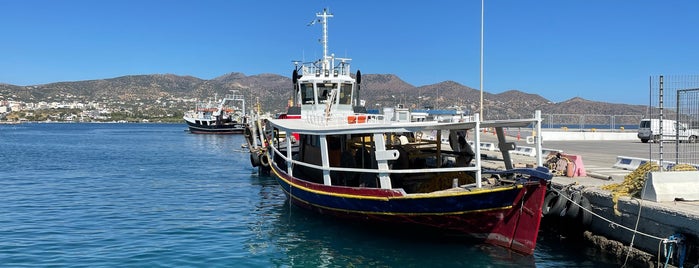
left=0, top=73, right=648, bottom=124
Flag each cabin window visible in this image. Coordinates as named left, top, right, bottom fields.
left=339, top=83, right=352, bottom=105
left=303, top=134, right=320, bottom=147
left=301, top=83, right=314, bottom=104
left=317, top=83, right=337, bottom=104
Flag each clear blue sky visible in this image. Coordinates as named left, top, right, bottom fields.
left=1, top=0, right=697, bottom=105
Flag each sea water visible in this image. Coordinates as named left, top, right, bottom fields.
left=0, top=123, right=623, bottom=267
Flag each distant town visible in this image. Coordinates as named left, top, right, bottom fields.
left=0, top=97, right=190, bottom=123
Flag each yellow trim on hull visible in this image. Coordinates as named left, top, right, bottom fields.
left=280, top=186, right=514, bottom=216
left=271, top=162, right=523, bottom=201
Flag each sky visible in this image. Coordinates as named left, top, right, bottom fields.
left=1, top=0, right=697, bottom=105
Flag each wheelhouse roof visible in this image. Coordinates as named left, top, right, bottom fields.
left=268, top=117, right=537, bottom=136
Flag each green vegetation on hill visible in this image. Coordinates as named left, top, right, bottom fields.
left=0, top=73, right=649, bottom=124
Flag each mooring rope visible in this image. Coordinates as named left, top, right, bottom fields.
left=551, top=185, right=668, bottom=268
left=549, top=187, right=665, bottom=241
left=622, top=170, right=655, bottom=268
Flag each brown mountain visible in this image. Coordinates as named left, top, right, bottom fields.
left=0, top=73, right=648, bottom=123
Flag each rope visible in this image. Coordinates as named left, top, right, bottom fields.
left=663, top=242, right=674, bottom=268
left=545, top=154, right=575, bottom=177
left=549, top=187, right=665, bottom=242
left=623, top=164, right=656, bottom=267
left=552, top=185, right=669, bottom=268
left=621, top=198, right=645, bottom=268
left=657, top=242, right=663, bottom=268
left=659, top=234, right=687, bottom=268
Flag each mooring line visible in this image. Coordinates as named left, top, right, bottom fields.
left=550, top=187, right=665, bottom=241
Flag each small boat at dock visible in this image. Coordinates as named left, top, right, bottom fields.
left=251, top=8, right=552, bottom=255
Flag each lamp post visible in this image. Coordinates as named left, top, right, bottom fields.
left=479, top=0, right=484, bottom=120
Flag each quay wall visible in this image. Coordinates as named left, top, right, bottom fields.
left=541, top=130, right=637, bottom=141
left=549, top=182, right=699, bottom=267
left=503, top=128, right=638, bottom=141
left=483, top=128, right=694, bottom=265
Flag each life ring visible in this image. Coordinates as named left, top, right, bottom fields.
left=542, top=190, right=566, bottom=217
left=564, top=191, right=583, bottom=219
left=250, top=153, right=260, bottom=167
left=578, top=195, right=593, bottom=227
left=260, top=153, right=270, bottom=167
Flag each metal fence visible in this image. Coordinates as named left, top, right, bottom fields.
left=542, top=114, right=643, bottom=131
left=647, top=75, right=699, bottom=168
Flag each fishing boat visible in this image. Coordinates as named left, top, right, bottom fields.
left=184, top=94, right=247, bottom=134
left=256, top=9, right=552, bottom=255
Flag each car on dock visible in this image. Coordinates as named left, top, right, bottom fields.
left=637, top=118, right=699, bottom=143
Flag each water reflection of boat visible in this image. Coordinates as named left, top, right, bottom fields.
left=257, top=8, right=551, bottom=255
left=268, top=205, right=536, bottom=267
left=184, top=94, right=247, bottom=134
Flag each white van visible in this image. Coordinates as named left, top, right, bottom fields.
left=637, top=119, right=699, bottom=143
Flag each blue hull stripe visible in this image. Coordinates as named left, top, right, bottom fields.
left=271, top=164, right=519, bottom=215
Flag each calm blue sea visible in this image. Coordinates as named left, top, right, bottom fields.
left=0, top=123, right=623, bottom=267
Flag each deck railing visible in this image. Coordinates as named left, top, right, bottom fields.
left=304, top=113, right=386, bottom=126
left=268, top=141, right=481, bottom=175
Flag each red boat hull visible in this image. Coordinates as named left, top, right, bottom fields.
left=270, top=163, right=548, bottom=255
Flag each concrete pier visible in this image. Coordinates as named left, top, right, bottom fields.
left=551, top=176, right=698, bottom=267
left=479, top=130, right=698, bottom=267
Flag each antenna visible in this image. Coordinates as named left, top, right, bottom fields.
left=314, top=8, right=333, bottom=70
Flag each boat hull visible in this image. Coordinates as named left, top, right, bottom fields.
left=269, top=162, right=548, bottom=255
left=184, top=120, right=245, bottom=134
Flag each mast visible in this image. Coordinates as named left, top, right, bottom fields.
left=317, top=8, right=333, bottom=71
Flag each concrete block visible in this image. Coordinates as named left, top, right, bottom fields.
left=479, top=142, right=498, bottom=151
left=643, top=171, right=699, bottom=202
left=613, top=156, right=648, bottom=171
left=512, top=146, right=535, bottom=156
left=561, top=153, right=586, bottom=177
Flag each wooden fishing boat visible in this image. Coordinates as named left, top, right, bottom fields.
left=256, top=8, right=551, bottom=255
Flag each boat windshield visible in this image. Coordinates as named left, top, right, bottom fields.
left=301, top=83, right=314, bottom=104
left=317, top=83, right=337, bottom=104
left=339, top=83, right=352, bottom=105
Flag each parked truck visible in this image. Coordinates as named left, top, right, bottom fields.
left=637, top=118, right=699, bottom=143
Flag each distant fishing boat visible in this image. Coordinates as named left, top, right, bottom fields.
left=252, top=9, right=552, bottom=255
left=184, top=94, right=247, bottom=134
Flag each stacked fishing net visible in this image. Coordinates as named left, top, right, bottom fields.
left=602, top=162, right=697, bottom=215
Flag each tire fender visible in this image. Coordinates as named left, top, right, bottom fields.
left=542, top=190, right=566, bottom=217
left=260, top=153, right=270, bottom=167
left=250, top=153, right=260, bottom=167
left=564, top=191, right=582, bottom=219
left=578, top=195, right=593, bottom=227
